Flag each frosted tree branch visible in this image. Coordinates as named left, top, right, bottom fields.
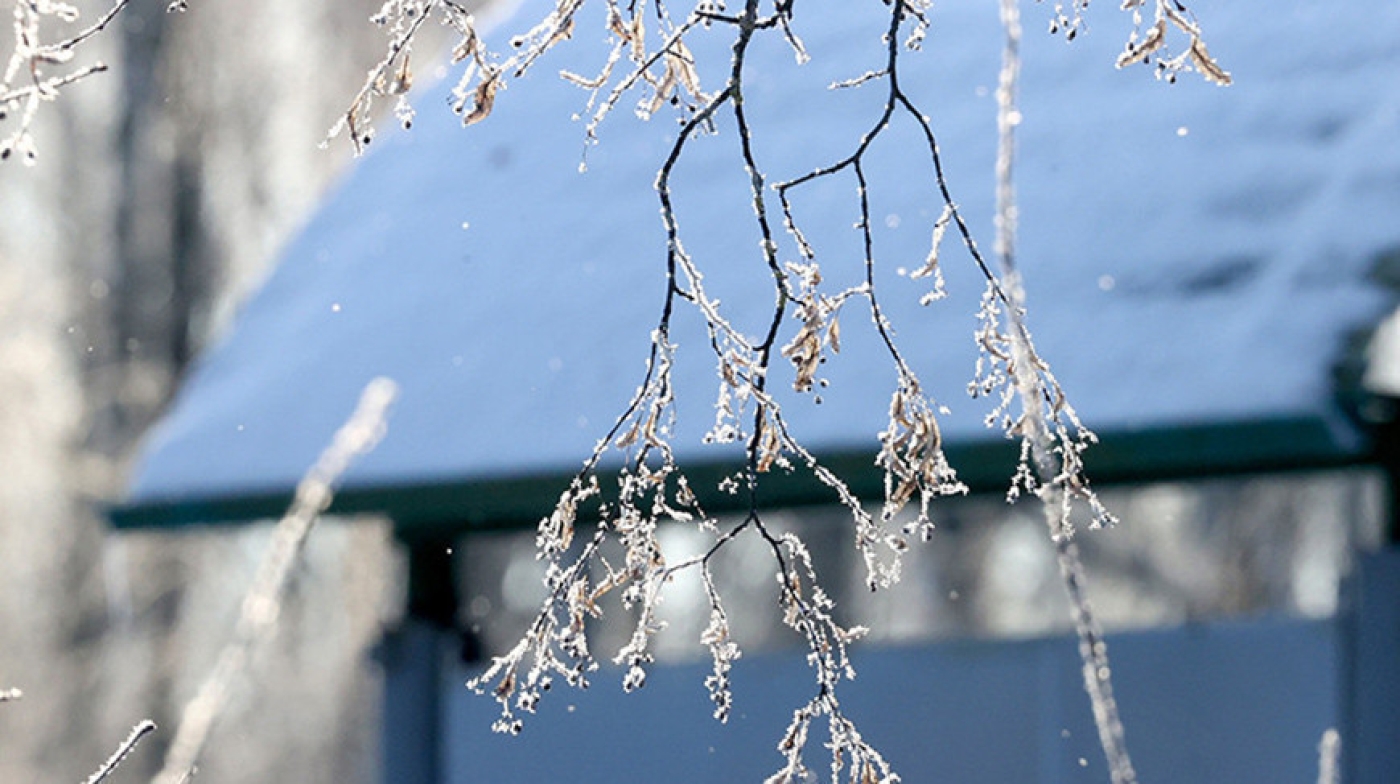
left=1113, top=0, right=1231, bottom=84
left=152, top=378, right=398, bottom=784
left=998, top=3, right=1136, bottom=779
left=353, top=0, right=1230, bottom=779
left=83, top=720, right=157, bottom=784
left=1, top=0, right=132, bottom=164
left=1316, top=728, right=1341, bottom=784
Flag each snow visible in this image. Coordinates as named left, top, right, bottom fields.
left=123, top=0, right=1400, bottom=511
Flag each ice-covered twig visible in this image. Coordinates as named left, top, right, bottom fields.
left=1, top=0, right=131, bottom=165
left=152, top=378, right=398, bottom=784
left=82, top=720, right=156, bottom=784
left=996, top=2, right=1136, bottom=781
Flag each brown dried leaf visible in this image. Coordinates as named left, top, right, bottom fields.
left=756, top=421, right=782, bottom=473
left=1115, top=19, right=1166, bottom=68
left=1188, top=36, right=1232, bottom=85
left=615, top=417, right=642, bottom=449
left=670, top=40, right=702, bottom=99
left=629, top=10, right=645, bottom=62
left=607, top=5, right=628, bottom=40
left=781, top=319, right=821, bottom=392
left=388, top=53, right=413, bottom=95
left=452, top=26, right=479, bottom=64
left=643, top=61, right=677, bottom=117
left=462, top=71, right=501, bottom=126
left=719, top=357, right=739, bottom=388
left=494, top=670, right=516, bottom=699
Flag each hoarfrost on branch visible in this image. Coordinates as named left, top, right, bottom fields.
left=331, top=0, right=1230, bottom=780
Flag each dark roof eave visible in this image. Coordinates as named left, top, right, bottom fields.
left=108, top=414, right=1373, bottom=538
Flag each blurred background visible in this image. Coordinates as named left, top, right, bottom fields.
left=1, top=1, right=418, bottom=780
left=1, top=1, right=1393, bottom=782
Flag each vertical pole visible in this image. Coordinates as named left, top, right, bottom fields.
left=380, top=620, right=447, bottom=784
left=1369, top=396, right=1400, bottom=543
left=380, top=538, right=461, bottom=784
left=1345, top=548, right=1400, bottom=784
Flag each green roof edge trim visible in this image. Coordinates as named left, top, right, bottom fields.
left=109, top=414, right=1369, bottom=538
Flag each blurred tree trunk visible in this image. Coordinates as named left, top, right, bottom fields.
left=0, top=1, right=477, bottom=780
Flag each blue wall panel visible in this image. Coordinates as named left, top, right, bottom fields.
left=437, top=618, right=1339, bottom=782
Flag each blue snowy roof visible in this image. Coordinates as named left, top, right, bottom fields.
left=114, top=0, right=1400, bottom=531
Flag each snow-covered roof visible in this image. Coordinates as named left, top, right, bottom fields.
left=115, top=0, right=1400, bottom=530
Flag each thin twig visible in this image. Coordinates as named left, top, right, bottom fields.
left=84, top=720, right=157, bottom=784
left=152, top=378, right=398, bottom=784
left=1316, top=728, right=1341, bottom=784
left=994, top=2, right=1136, bottom=781
left=1, top=0, right=131, bottom=164
left=39, top=0, right=131, bottom=56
